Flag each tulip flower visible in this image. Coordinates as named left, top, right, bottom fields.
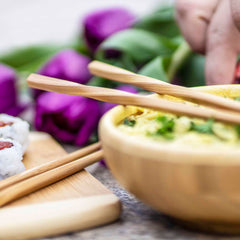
left=34, top=49, right=91, bottom=98
left=101, top=85, right=138, bottom=114
left=0, top=64, right=25, bottom=116
left=35, top=92, right=100, bottom=145
left=83, top=8, right=135, bottom=52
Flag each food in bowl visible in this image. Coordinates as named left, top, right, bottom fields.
left=118, top=102, right=240, bottom=150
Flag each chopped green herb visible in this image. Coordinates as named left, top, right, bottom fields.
left=235, top=125, right=240, bottom=136
left=156, top=116, right=175, bottom=131
left=123, top=118, right=136, bottom=127
left=191, top=118, right=214, bottom=134
left=234, top=97, right=240, bottom=101
left=152, top=115, right=175, bottom=139
left=156, top=116, right=174, bottom=129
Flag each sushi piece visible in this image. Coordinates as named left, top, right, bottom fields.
left=0, top=114, right=30, bottom=153
left=0, top=138, right=25, bottom=180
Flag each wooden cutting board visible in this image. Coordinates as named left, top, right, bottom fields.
left=0, top=132, right=121, bottom=240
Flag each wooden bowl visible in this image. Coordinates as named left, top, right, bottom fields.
left=99, top=85, right=240, bottom=234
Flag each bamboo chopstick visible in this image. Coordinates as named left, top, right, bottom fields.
left=0, top=142, right=101, bottom=191
left=0, top=149, right=103, bottom=207
left=88, top=60, right=240, bottom=113
left=27, top=74, right=240, bottom=125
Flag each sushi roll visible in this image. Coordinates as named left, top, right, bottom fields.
left=0, top=114, right=30, bottom=153
left=0, top=138, right=25, bottom=180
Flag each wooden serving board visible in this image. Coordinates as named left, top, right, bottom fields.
left=0, top=132, right=121, bottom=240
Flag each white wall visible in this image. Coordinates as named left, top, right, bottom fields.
left=0, top=0, right=173, bottom=52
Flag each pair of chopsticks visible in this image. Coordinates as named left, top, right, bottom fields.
left=27, top=61, right=240, bottom=125
left=0, top=142, right=102, bottom=207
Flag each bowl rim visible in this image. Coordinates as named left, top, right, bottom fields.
left=99, top=84, right=240, bottom=166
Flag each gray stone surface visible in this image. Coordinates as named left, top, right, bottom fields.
left=42, top=163, right=240, bottom=240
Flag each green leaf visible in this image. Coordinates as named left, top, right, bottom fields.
left=179, top=54, right=206, bottom=87
left=0, top=45, right=62, bottom=73
left=101, top=54, right=137, bottom=72
left=138, top=56, right=170, bottom=82
left=134, top=5, right=180, bottom=38
left=88, top=53, right=138, bottom=89
left=138, top=41, right=191, bottom=83
left=191, top=119, right=214, bottom=134
left=96, top=29, right=178, bottom=66
left=166, top=41, right=192, bottom=81
left=88, top=76, right=119, bottom=89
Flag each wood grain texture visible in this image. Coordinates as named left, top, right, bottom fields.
left=0, top=150, right=104, bottom=207
left=0, top=195, right=120, bottom=240
left=0, top=132, right=120, bottom=239
left=88, top=60, right=240, bottom=113
left=7, top=132, right=110, bottom=205
left=99, top=85, right=240, bottom=234
left=0, top=141, right=101, bottom=191
left=27, top=73, right=240, bottom=125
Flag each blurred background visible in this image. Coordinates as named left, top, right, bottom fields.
left=1, top=0, right=173, bottom=52
left=0, top=0, right=208, bottom=147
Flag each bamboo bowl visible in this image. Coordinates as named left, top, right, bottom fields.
left=99, top=85, right=240, bottom=234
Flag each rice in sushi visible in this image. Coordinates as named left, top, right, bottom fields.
left=0, top=114, right=30, bottom=153
left=0, top=138, right=25, bottom=180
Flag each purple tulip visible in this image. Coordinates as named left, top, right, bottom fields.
left=35, top=92, right=100, bottom=146
left=84, top=8, right=136, bottom=52
left=34, top=49, right=91, bottom=98
left=101, top=85, right=138, bottom=115
left=0, top=64, right=25, bottom=116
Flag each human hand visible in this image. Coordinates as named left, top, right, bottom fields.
left=175, top=0, right=240, bottom=85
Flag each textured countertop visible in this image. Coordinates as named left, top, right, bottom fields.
left=42, top=162, right=240, bottom=240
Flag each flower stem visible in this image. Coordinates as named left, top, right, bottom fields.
left=167, top=41, right=192, bottom=82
